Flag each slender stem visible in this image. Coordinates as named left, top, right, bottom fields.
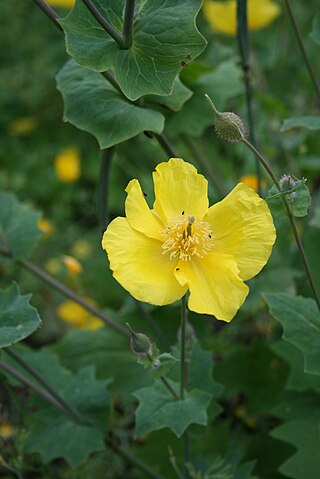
left=241, top=137, right=320, bottom=310
left=102, top=71, right=124, bottom=95
left=4, top=348, right=87, bottom=426
left=146, top=353, right=179, bottom=400
left=81, top=0, right=125, bottom=48
left=180, top=296, right=189, bottom=479
left=32, top=0, right=63, bottom=33
left=123, top=0, right=135, bottom=48
left=168, top=446, right=184, bottom=479
left=182, top=135, right=227, bottom=198
left=106, top=438, right=165, bottom=479
left=97, top=147, right=114, bottom=232
left=236, top=0, right=261, bottom=193
left=155, top=133, right=179, bottom=158
left=0, top=360, right=67, bottom=417
left=283, top=0, right=320, bottom=103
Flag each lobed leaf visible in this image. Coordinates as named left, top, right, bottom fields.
left=281, top=116, right=320, bottom=132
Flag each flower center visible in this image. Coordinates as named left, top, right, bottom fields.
left=161, top=213, right=213, bottom=261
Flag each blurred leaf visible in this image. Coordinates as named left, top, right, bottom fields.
left=11, top=348, right=111, bottom=467
left=133, top=381, right=212, bottom=437
left=167, top=58, right=243, bottom=137
left=146, top=77, right=193, bottom=112
left=281, top=116, right=320, bottom=131
left=264, top=293, right=320, bottom=375
left=56, top=60, right=164, bottom=149
left=310, top=12, right=320, bottom=44
left=0, top=284, right=41, bottom=348
left=267, top=180, right=311, bottom=218
left=60, top=0, right=206, bottom=100
left=0, top=191, right=42, bottom=259
left=310, top=205, right=320, bottom=228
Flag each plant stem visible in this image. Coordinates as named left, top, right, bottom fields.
left=81, top=0, right=126, bottom=48
left=32, top=0, right=63, bottom=33
left=241, top=137, right=320, bottom=310
left=106, top=438, right=165, bottom=479
left=146, top=353, right=179, bottom=400
left=236, top=0, right=262, bottom=194
left=102, top=70, right=124, bottom=95
left=155, top=133, right=179, bottom=158
left=180, top=296, right=190, bottom=478
left=97, top=147, right=114, bottom=232
left=4, top=347, right=87, bottom=426
left=182, top=135, right=227, bottom=198
left=123, top=0, right=135, bottom=48
left=283, top=0, right=320, bottom=103
left=0, top=244, right=130, bottom=338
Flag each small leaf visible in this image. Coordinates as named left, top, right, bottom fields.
left=133, top=381, right=212, bottom=437
left=0, top=192, right=42, bottom=259
left=0, top=284, right=41, bottom=349
left=60, top=0, right=206, bottom=101
left=281, top=116, right=320, bottom=132
left=310, top=12, right=320, bottom=44
left=56, top=60, right=165, bottom=149
left=266, top=180, right=311, bottom=218
left=263, top=293, right=320, bottom=375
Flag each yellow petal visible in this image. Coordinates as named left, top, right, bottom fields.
left=175, top=253, right=249, bottom=321
left=204, top=183, right=276, bottom=281
left=54, top=147, right=80, bottom=183
left=153, top=158, right=208, bottom=222
left=102, top=217, right=187, bottom=305
left=203, top=0, right=280, bottom=36
left=125, top=179, right=164, bottom=241
left=46, top=0, right=74, bottom=8
left=239, top=174, right=266, bottom=192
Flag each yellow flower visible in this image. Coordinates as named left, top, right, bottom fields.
left=38, top=218, right=54, bottom=236
left=63, top=255, right=83, bottom=277
left=54, top=147, right=80, bottom=183
left=102, top=159, right=276, bottom=322
left=239, top=175, right=266, bottom=193
left=8, top=116, right=37, bottom=135
left=46, top=0, right=74, bottom=8
left=0, top=421, right=14, bottom=439
left=203, top=0, right=280, bottom=36
left=57, top=299, right=104, bottom=330
left=71, top=239, right=93, bottom=259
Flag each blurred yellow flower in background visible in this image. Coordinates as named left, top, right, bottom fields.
left=54, top=147, right=81, bottom=183
left=239, top=175, right=267, bottom=192
left=46, top=0, right=74, bottom=8
left=102, top=158, right=276, bottom=322
left=57, top=299, right=104, bottom=330
left=38, top=218, right=54, bottom=236
left=8, top=116, right=37, bottom=136
left=203, top=0, right=280, bottom=36
left=63, top=255, right=83, bottom=277
left=0, top=421, right=14, bottom=439
left=71, top=239, right=93, bottom=259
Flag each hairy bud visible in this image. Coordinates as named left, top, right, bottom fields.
left=126, top=323, right=152, bottom=356
left=205, top=94, right=248, bottom=143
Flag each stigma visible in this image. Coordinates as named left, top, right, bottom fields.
left=161, top=213, right=213, bottom=261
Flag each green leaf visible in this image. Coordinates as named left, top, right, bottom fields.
left=11, top=348, right=111, bottom=467
left=0, top=192, right=42, bottom=259
left=56, top=60, right=164, bottom=149
left=264, top=293, right=320, bottom=375
left=310, top=12, right=320, bottom=44
left=166, top=59, right=243, bottom=137
left=0, top=284, right=41, bottom=348
left=60, top=0, right=206, bottom=101
left=133, top=381, right=212, bottom=437
left=146, top=77, right=193, bottom=112
left=281, top=116, right=320, bottom=132
left=266, top=180, right=311, bottom=218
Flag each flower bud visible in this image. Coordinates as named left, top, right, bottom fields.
left=205, top=94, right=248, bottom=143
left=279, top=174, right=297, bottom=192
left=126, top=323, right=152, bottom=356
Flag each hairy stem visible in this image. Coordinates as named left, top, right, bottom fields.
left=4, top=348, right=87, bottom=426
left=123, top=0, right=135, bottom=48
left=283, top=0, right=320, bottom=103
left=180, top=296, right=190, bottom=478
left=81, top=0, right=125, bottom=48
left=241, top=137, right=320, bottom=310
left=32, top=0, right=63, bottom=32
left=236, top=0, right=261, bottom=193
